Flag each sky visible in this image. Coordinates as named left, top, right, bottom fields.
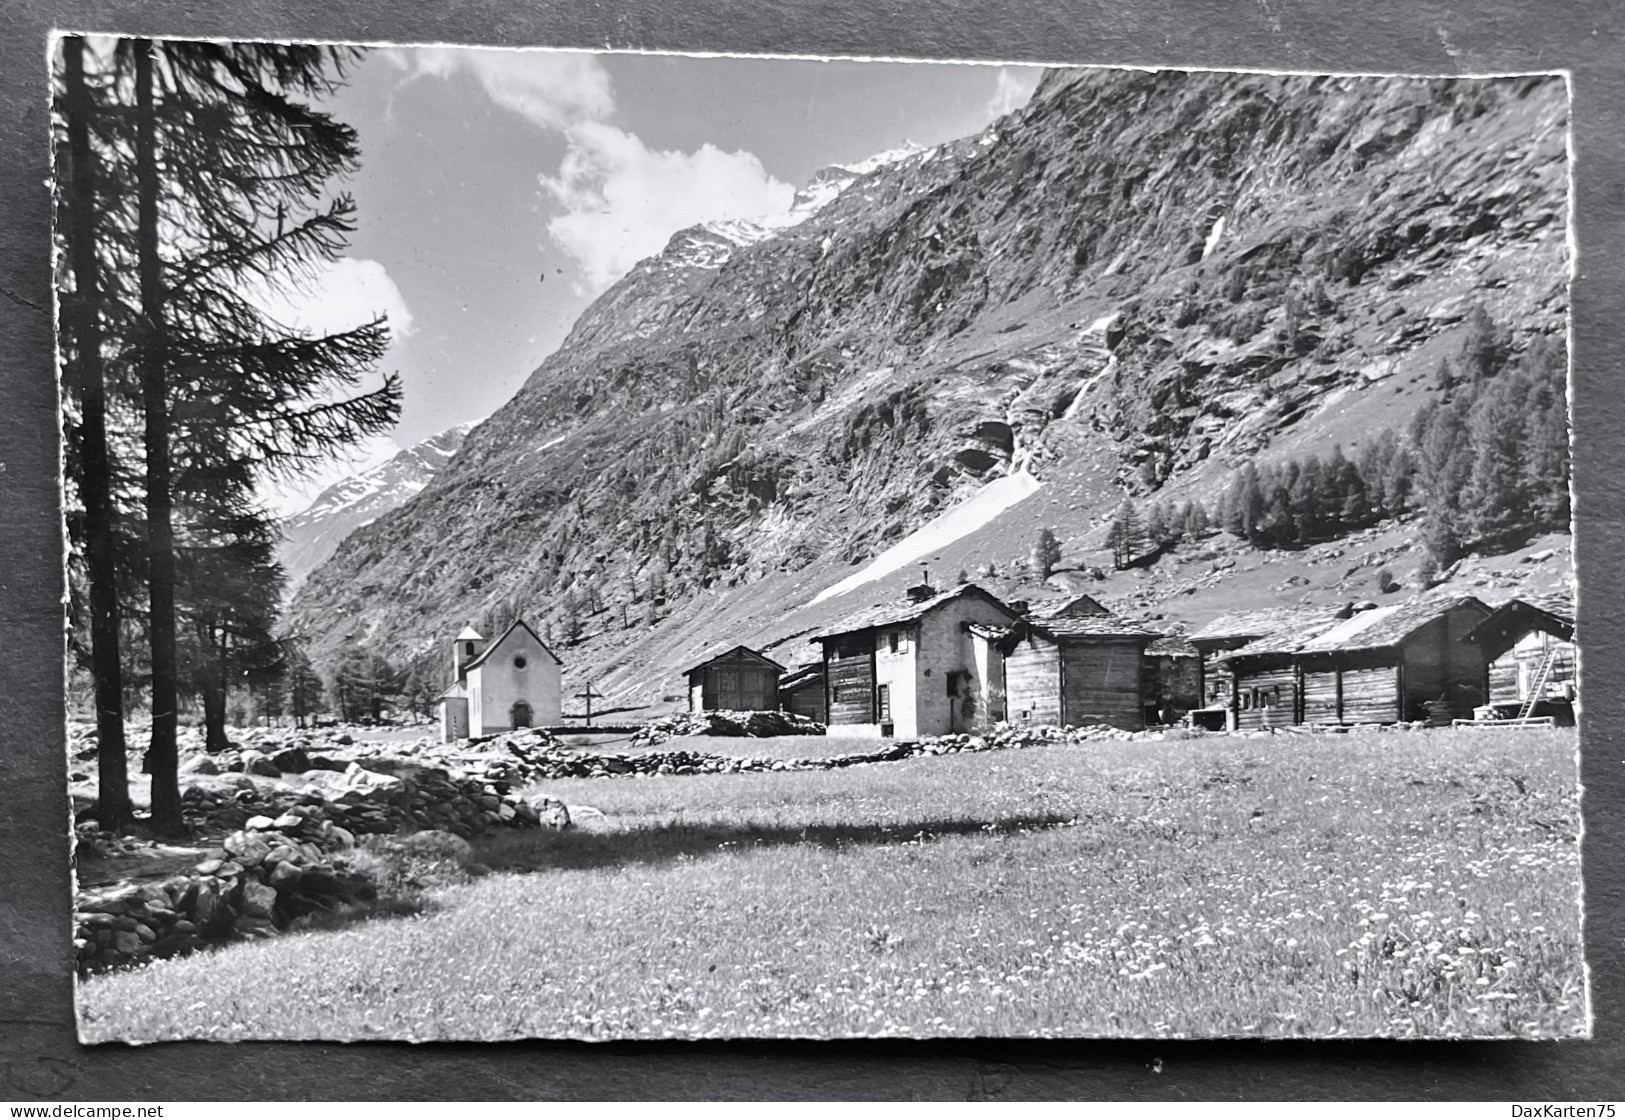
left=263, top=48, right=1044, bottom=514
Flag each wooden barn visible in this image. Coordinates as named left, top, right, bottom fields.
left=991, top=596, right=1160, bottom=731
left=1216, top=595, right=1493, bottom=728
left=777, top=663, right=828, bottom=724
left=810, top=582, right=1022, bottom=738
left=683, top=645, right=785, bottom=712
left=1186, top=608, right=1326, bottom=727
left=1461, top=596, right=1577, bottom=723
left=1141, top=634, right=1205, bottom=725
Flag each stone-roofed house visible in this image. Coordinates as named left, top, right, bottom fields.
left=1460, top=595, right=1577, bottom=722
left=996, top=595, right=1162, bottom=730
left=1215, top=595, right=1493, bottom=728
left=1186, top=606, right=1331, bottom=721
left=809, top=582, right=1022, bottom=738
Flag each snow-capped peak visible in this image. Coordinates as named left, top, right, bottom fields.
left=278, top=423, right=473, bottom=596
left=650, top=140, right=940, bottom=276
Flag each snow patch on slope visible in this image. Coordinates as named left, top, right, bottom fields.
left=810, top=470, right=1043, bottom=605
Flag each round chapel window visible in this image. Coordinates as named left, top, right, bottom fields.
left=513, top=656, right=528, bottom=669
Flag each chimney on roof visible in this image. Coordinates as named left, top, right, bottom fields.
left=1008, top=600, right=1030, bottom=615
left=905, top=559, right=937, bottom=603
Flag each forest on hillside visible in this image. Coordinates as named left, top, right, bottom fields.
left=1103, top=305, right=1568, bottom=575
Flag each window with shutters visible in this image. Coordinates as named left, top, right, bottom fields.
left=877, top=684, right=891, bottom=720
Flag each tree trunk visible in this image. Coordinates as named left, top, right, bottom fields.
left=134, top=39, right=183, bottom=836
left=202, top=623, right=232, bottom=752
left=201, top=676, right=229, bottom=753
left=63, top=37, right=134, bottom=831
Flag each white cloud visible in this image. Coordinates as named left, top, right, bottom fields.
left=383, top=47, right=613, bottom=131
left=379, top=46, right=791, bottom=293
left=245, top=258, right=412, bottom=516
left=540, top=122, right=796, bottom=293
left=987, top=67, right=1042, bottom=119
left=254, top=257, right=414, bottom=343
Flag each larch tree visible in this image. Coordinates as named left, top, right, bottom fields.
left=1031, top=528, right=1063, bottom=580
left=1107, top=499, right=1147, bottom=570
left=60, top=38, right=400, bottom=834
left=55, top=36, right=136, bottom=829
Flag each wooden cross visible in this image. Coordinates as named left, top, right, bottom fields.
left=575, top=682, right=604, bottom=726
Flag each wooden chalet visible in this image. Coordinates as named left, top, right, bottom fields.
left=809, top=583, right=1022, bottom=738
left=989, top=595, right=1161, bottom=731
left=777, top=662, right=829, bottom=724
left=1215, top=595, right=1493, bottom=728
left=1186, top=608, right=1326, bottom=726
left=683, top=645, right=785, bottom=713
left=1460, top=596, right=1577, bottom=723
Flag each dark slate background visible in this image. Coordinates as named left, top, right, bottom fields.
left=2, top=0, right=1621, bottom=1101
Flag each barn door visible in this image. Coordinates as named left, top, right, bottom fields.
left=717, top=667, right=742, bottom=711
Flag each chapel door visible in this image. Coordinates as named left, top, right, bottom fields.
left=511, top=700, right=533, bottom=728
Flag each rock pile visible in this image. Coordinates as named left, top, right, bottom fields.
left=486, top=721, right=1176, bottom=782
left=177, top=758, right=569, bottom=840
left=630, top=709, right=825, bottom=747
left=75, top=808, right=371, bottom=972
left=75, top=790, right=571, bottom=974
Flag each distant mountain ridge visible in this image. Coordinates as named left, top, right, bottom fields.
left=277, top=424, right=470, bottom=596
left=285, top=68, right=1568, bottom=705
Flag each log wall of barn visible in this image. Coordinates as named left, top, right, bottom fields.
left=1445, top=603, right=1492, bottom=714
left=1234, top=663, right=1297, bottom=729
left=1340, top=665, right=1400, bottom=723
left=696, top=663, right=778, bottom=711
left=1301, top=667, right=1340, bottom=724
left=1061, top=641, right=1145, bottom=729
left=1401, top=605, right=1491, bottom=718
left=1005, top=638, right=1062, bottom=725
left=783, top=681, right=827, bottom=723
left=1401, top=617, right=1448, bottom=718
left=826, top=654, right=875, bottom=725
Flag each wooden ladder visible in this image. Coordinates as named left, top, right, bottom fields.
left=1516, top=646, right=1560, bottom=721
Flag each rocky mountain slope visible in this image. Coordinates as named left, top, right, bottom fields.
left=277, top=424, right=469, bottom=596
left=285, top=68, right=1568, bottom=703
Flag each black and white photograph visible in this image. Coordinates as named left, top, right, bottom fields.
left=53, top=37, right=1584, bottom=1042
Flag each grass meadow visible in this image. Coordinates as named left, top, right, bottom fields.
left=77, top=727, right=1585, bottom=1041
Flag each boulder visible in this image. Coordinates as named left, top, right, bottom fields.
left=240, top=879, right=277, bottom=919
left=268, top=860, right=303, bottom=888
left=180, top=754, right=221, bottom=776
left=271, top=747, right=312, bottom=774
left=396, top=829, right=474, bottom=862
left=526, top=796, right=571, bottom=830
